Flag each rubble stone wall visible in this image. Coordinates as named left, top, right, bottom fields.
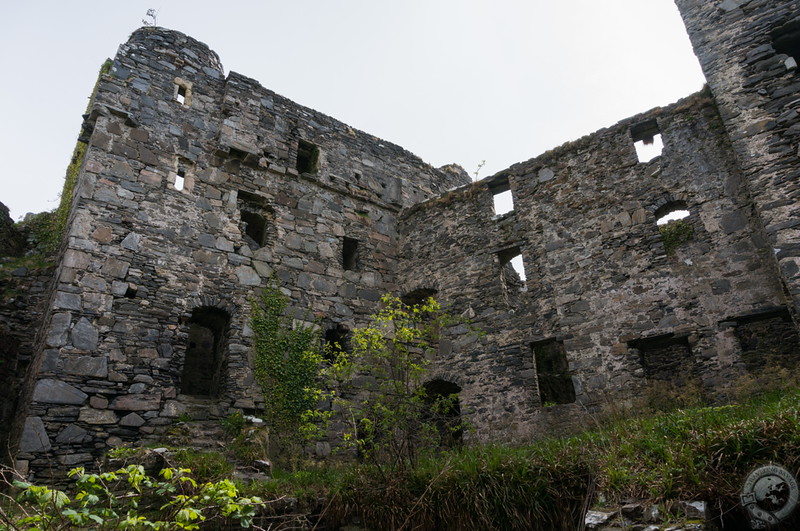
left=676, top=0, right=800, bottom=314
left=398, top=92, right=790, bottom=441
left=17, top=28, right=469, bottom=481
left=7, top=0, right=800, bottom=478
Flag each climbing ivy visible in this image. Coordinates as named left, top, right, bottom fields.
left=250, top=278, right=324, bottom=451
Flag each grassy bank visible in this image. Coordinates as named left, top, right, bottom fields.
left=4, top=387, right=798, bottom=529
left=261, top=387, right=799, bottom=529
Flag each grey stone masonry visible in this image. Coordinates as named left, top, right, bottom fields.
left=18, top=27, right=469, bottom=481
left=6, top=3, right=800, bottom=479
left=676, top=0, right=800, bottom=315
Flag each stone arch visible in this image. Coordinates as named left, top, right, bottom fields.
left=647, top=192, right=690, bottom=217
left=654, top=200, right=690, bottom=225
left=180, top=306, right=231, bottom=397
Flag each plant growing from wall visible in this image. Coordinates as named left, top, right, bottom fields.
left=659, top=219, right=694, bottom=255
left=250, top=278, right=324, bottom=457
left=329, top=294, right=466, bottom=472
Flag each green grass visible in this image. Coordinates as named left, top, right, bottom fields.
left=24, top=388, right=797, bottom=529
left=258, top=387, right=800, bottom=530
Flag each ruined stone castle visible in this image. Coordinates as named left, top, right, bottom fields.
left=2, top=0, right=800, bottom=481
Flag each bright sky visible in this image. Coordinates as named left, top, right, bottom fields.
left=0, top=1, right=705, bottom=221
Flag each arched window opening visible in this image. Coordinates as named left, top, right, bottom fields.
left=654, top=201, right=693, bottom=254
left=181, top=307, right=230, bottom=397
left=655, top=201, right=690, bottom=225
left=422, top=379, right=463, bottom=447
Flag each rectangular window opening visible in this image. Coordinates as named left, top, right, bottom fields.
left=175, top=169, right=186, bottom=191
left=772, top=21, right=800, bottom=69
left=296, top=139, right=320, bottom=174
left=629, top=334, right=696, bottom=385
left=532, top=339, right=575, bottom=405
left=497, top=246, right=527, bottom=292
left=237, top=191, right=274, bottom=250
left=176, top=85, right=187, bottom=105
left=731, top=308, right=800, bottom=373
left=343, top=237, right=358, bottom=271
left=489, top=176, right=514, bottom=216
left=630, top=119, right=663, bottom=163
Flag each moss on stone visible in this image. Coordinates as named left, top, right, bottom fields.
left=659, top=220, right=694, bottom=255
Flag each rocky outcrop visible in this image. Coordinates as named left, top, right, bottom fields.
left=0, top=201, right=24, bottom=257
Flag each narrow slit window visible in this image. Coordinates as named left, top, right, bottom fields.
left=489, top=176, right=514, bottom=216
left=631, top=119, right=663, bottom=163
left=296, top=139, right=320, bottom=174
left=174, top=169, right=186, bottom=191
left=343, top=237, right=358, bottom=271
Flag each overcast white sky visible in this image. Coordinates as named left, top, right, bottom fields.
left=0, top=0, right=705, bottom=221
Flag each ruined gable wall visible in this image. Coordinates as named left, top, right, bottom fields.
left=19, top=27, right=469, bottom=481
left=399, top=92, right=787, bottom=441
left=675, top=0, right=800, bottom=316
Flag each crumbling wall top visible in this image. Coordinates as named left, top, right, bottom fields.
left=124, top=27, right=224, bottom=76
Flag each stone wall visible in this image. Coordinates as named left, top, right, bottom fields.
left=17, top=27, right=470, bottom=481
left=398, top=91, right=789, bottom=441
left=9, top=1, right=800, bottom=478
left=675, top=0, right=800, bottom=315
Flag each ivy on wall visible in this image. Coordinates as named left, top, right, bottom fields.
left=250, top=278, right=323, bottom=448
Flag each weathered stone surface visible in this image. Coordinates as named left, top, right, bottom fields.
left=12, top=11, right=800, bottom=481
left=120, top=232, right=141, bottom=251
left=71, top=317, right=99, bottom=350
left=78, top=408, right=117, bottom=425
left=55, top=424, right=91, bottom=444
left=0, top=201, right=25, bottom=255
left=64, top=356, right=107, bottom=378
left=119, top=412, right=146, bottom=427
left=235, top=265, right=261, bottom=286
left=33, top=379, right=88, bottom=405
left=54, top=291, right=81, bottom=310
left=19, top=417, right=51, bottom=452
left=160, top=400, right=187, bottom=418
left=109, top=394, right=161, bottom=411
left=46, top=312, right=71, bottom=347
